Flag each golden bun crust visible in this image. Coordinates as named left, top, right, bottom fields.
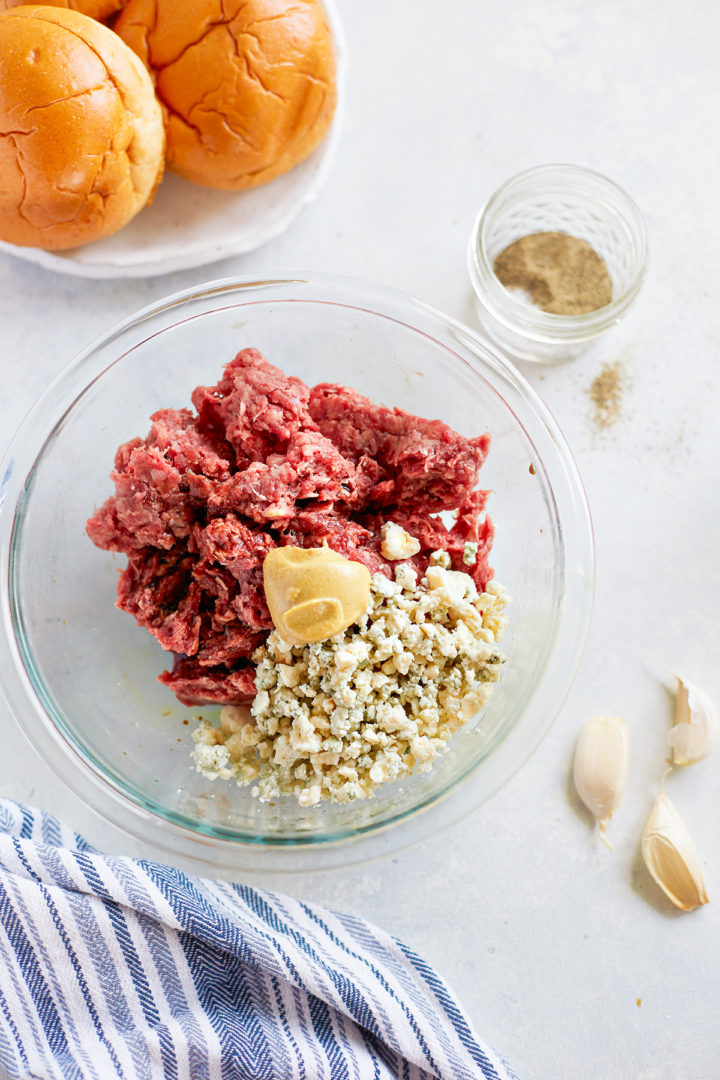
left=0, top=0, right=127, bottom=21
left=0, top=5, right=164, bottom=250
left=115, top=0, right=337, bottom=191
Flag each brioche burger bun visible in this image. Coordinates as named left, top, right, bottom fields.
left=115, top=0, right=337, bottom=191
left=0, top=0, right=127, bottom=20
left=0, top=5, right=164, bottom=251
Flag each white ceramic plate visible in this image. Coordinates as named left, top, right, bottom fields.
left=0, top=1, right=345, bottom=280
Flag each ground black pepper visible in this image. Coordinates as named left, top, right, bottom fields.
left=493, top=231, right=613, bottom=315
left=589, top=361, right=625, bottom=429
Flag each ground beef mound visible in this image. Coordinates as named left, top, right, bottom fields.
left=86, top=349, right=494, bottom=706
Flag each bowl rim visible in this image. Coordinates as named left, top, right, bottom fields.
left=0, top=273, right=595, bottom=870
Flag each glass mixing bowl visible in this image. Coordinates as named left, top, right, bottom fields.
left=0, top=275, right=594, bottom=870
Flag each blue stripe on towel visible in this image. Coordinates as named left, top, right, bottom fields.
left=0, top=799, right=519, bottom=1080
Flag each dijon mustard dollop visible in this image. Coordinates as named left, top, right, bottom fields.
left=262, top=545, right=371, bottom=646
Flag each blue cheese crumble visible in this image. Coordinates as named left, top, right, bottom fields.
left=463, top=541, right=479, bottom=565
left=193, top=555, right=508, bottom=805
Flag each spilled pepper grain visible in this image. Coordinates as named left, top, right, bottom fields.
left=590, top=361, right=625, bottom=429
left=493, top=231, right=613, bottom=315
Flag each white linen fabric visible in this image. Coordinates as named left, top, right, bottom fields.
left=0, top=799, right=518, bottom=1080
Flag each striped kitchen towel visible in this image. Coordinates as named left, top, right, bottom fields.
left=0, top=799, right=518, bottom=1080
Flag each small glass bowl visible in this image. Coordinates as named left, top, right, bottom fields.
left=468, top=164, right=648, bottom=364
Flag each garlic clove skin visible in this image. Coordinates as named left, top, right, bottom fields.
left=668, top=676, right=720, bottom=766
left=573, top=716, right=630, bottom=829
left=641, top=791, right=709, bottom=912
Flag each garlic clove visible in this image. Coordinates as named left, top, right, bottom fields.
left=641, top=791, right=709, bottom=912
left=573, top=715, right=630, bottom=830
left=668, top=676, right=720, bottom=766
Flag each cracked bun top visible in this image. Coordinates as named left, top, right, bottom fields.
left=0, top=5, right=164, bottom=250
left=0, top=0, right=128, bottom=20
left=115, top=0, right=337, bottom=191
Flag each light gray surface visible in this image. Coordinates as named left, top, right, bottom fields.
left=1, top=2, right=719, bottom=1078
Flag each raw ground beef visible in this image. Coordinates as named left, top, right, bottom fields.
left=86, top=349, right=495, bottom=706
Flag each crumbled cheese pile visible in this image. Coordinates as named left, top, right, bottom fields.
left=192, top=553, right=508, bottom=806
